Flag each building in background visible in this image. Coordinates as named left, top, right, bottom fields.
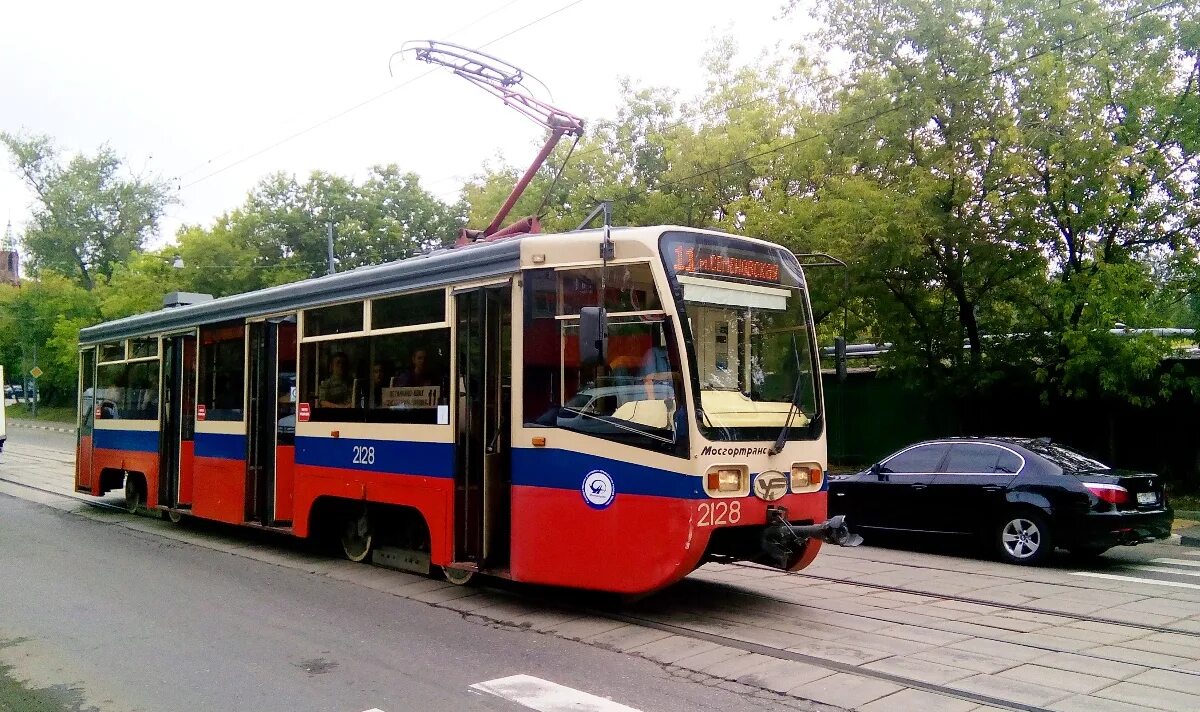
left=0, top=219, right=19, bottom=286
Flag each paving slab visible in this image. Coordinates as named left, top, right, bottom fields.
left=862, top=655, right=975, bottom=685
left=735, top=659, right=834, bottom=693
left=584, top=623, right=674, bottom=652
left=1123, top=668, right=1200, bottom=695
left=948, top=672, right=1070, bottom=706
left=629, top=634, right=722, bottom=665
left=859, top=688, right=979, bottom=712
left=906, top=647, right=1017, bottom=675
left=1049, top=694, right=1170, bottom=712
left=995, top=663, right=1116, bottom=694
left=1080, top=644, right=1193, bottom=668
left=786, top=671, right=903, bottom=709
left=1093, top=680, right=1200, bottom=712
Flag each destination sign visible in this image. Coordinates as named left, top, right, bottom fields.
left=671, top=245, right=781, bottom=283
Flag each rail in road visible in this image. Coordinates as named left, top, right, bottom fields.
left=3, top=436, right=1200, bottom=712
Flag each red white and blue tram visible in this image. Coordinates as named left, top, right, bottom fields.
left=75, top=225, right=853, bottom=594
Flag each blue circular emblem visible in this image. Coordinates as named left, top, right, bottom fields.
left=582, top=470, right=615, bottom=509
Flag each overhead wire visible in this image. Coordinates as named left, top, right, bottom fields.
left=177, top=0, right=587, bottom=192
left=418, top=0, right=1093, bottom=192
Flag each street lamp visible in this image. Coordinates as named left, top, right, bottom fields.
left=172, top=254, right=184, bottom=270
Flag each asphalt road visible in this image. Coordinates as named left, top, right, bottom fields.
left=0, top=491, right=801, bottom=712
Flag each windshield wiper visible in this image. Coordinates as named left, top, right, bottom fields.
left=768, top=332, right=805, bottom=456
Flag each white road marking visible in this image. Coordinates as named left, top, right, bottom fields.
left=471, top=675, right=642, bottom=712
left=362, top=708, right=385, bottom=711
left=1183, top=550, right=1200, bottom=558
left=1072, top=571, right=1200, bottom=590
left=1150, top=558, right=1200, bottom=568
left=1128, top=565, right=1200, bottom=578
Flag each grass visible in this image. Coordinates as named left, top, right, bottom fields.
left=3, top=404, right=76, bottom=424
left=1171, top=493, right=1200, bottom=513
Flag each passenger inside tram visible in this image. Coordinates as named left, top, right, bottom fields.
left=318, top=352, right=354, bottom=408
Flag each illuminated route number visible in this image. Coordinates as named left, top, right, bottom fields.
left=697, top=501, right=741, bottom=527
left=352, top=446, right=376, bottom=465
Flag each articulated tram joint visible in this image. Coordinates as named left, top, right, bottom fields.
left=761, top=507, right=863, bottom=569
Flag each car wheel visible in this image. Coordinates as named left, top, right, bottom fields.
left=995, top=511, right=1053, bottom=565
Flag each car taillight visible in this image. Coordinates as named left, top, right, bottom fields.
left=1084, top=483, right=1131, bottom=506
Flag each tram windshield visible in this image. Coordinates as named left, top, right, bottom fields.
left=660, top=231, right=821, bottom=443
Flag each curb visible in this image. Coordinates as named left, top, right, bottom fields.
left=5, top=419, right=76, bottom=435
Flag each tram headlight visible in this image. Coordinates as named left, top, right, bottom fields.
left=791, top=463, right=823, bottom=491
left=706, top=466, right=746, bottom=494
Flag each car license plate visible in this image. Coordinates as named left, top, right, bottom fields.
left=1137, top=491, right=1158, bottom=505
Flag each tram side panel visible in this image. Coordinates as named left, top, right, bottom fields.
left=192, top=428, right=247, bottom=523
left=510, top=446, right=712, bottom=593
left=92, top=423, right=160, bottom=506
left=289, top=430, right=456, bottom=564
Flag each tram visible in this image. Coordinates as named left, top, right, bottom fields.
left=75, top=225, right=856, bottom=594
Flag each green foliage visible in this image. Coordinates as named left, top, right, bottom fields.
left=0, top=276, right=100, bottom=405
left=0, top=131, right=174, bottom=290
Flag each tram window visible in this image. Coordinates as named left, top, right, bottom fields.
left=198, top=324, right=245, bottom=421
left=524, top=269, right=685, bottom=456
left=99, top=342, right=124, bottom=362
left=129, top=337, right=158, bottom=359
left=372, top=290, right=445, bottom=330
left=300, top=339, right=368, bottom=417
left=557, top=263, right=661, bottom=315
left=124, top=361, right=160, bottom=419
left=299, top=330, right=450, bottom=423
left=95, top=363, right=124, bottom=419
left=303, top=301, right=364, bottom=338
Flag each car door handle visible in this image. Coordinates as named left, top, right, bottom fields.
left=911, top=484, right=927, bottom=490
left=983, top=485, right=1002, bottom=492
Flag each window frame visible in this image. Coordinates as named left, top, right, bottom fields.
left=880, top=442, right=951, bottom=474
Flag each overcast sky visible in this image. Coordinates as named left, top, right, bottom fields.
left=1, top=0, right=816, bottom=249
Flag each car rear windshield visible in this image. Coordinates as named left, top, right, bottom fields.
left=1023, top=441, right=1110, bottom=472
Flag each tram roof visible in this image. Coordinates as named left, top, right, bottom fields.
left=78, top=224, right=788, bottom=344
left=80, top=231, right=537, bottom=344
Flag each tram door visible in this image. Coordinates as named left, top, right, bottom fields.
left=246, top=317, right=297, bottom=526
left=75, top=349, right=96, bottom=492
left=158, top=334, right=197, bottom=509
left=454, top=283, right=512, bottom=568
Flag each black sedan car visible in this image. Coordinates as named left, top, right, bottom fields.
left=829, top=437, right=1174, bottom=565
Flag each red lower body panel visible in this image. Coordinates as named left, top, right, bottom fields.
left=291, top=465, right=454, bottom=564
left=192, top=456, right=246, bottom=523
left=274, top=446, right=295, bottom=522
left=92, top=448, right=159, bottom=507
left=177, top=440, right=195, bottom=506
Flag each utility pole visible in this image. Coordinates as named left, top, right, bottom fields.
left=326, top=222, right=336, bottom=275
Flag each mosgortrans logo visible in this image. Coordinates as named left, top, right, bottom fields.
left=701, top=446, right=770, bottom=457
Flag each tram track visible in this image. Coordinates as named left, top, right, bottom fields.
left=724, top=559, right=1200, bottom=639
left=0, top=474, right=128, bottom=513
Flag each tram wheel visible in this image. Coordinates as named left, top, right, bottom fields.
left=167, top=509, right=185, bottom=524
left=340, top=508, right=374, bottom=563
left=123, top=473, right=143, bottom=513
left=442, top=567, right=475, bottom=586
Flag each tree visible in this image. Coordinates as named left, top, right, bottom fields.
left=0, top=132, right=174, bottom=290
left=795, top=0, right=1200, bottom=402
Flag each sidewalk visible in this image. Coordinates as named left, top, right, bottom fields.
left=4, top=418, right=76, bottom=435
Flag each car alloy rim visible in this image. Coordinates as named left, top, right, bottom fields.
left=1002, top=518, right=1041, bottom=559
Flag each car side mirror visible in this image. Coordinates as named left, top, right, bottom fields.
left=579, top=306, right=608, bottom=366
left=869, top=462, right=882, bottom=478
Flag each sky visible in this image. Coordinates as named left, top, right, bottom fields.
left=0, top=0, right=817, bottom=250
